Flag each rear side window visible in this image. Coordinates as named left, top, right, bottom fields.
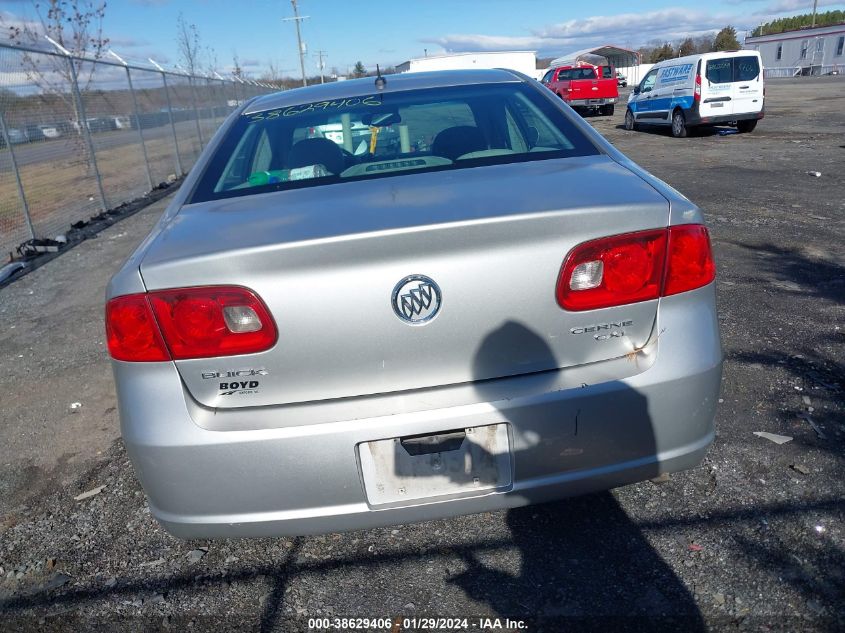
left=705, top=59, right=732, bottom=84
left=190, top=82, right=599, bottom=203
left=733, top=56, right=760, bottom=81
left=706, top=56, right=760, bottom=83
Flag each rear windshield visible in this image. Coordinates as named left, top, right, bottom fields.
left=573, top=68, right=597, bottom=80
left=190, top=82, right=598, bottom=203
left=705, top=56, right=760, bottom=84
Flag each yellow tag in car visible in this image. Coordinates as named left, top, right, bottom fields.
left=369, top=126, right=380, bottom=154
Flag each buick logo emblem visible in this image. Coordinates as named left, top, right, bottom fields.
left=392, top=275, right=442, bottom=324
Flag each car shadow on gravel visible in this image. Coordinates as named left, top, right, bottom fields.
left=441, top=321, right=706, bottom=631
left=447, top=495, right=706, bottom=631
left=724, top=239, right=844, bottom=442
left=613, top=124, right=741, bottom=138
left=728, top=346, right=843, bottom=447
left=731, top=530, right=845, bottom=619
left=726, top=240, right=845, bottom=305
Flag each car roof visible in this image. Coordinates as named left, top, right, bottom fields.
left=243, top=69, right=523, bottom=115
left=652, top=50, right=762, bottom=67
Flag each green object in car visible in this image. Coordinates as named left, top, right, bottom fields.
left=248, top=170, right=289, bottom=186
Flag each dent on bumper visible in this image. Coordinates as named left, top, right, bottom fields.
left=116, top=285, right=722, bottom=538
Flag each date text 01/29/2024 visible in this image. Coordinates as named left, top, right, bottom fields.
left=307, top=617, right=529, bottom=630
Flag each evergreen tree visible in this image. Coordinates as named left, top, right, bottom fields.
left=678, top=37, right=696, bottom=57
left=713, top=26, right=740, bottom=51
left=753, top=10, right=844, bottom=36
left=353, top=61, right=366, bottom=77
left=650, top=43, right=676, bottom=63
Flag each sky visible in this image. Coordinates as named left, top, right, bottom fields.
left=1, top=0, right=844, bottom=78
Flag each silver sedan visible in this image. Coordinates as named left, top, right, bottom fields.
left=106, top=69, right=722, bottom=538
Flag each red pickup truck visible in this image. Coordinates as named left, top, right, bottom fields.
left=541, top=62, right=619, bottom=116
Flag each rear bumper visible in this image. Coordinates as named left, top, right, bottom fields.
left=569, top=98, right=617, bottom=106
left=117, top=285, right=722, bottom=538
left=686, top=108, right=765, bottom=127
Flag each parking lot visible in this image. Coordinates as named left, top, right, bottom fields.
left=0, top=77, right=843, bottom=632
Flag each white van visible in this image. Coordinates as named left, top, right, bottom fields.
left=625, top=50, right=764, bottom=137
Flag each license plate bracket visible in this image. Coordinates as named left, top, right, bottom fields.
left=358, top=423, right=512, bottom=506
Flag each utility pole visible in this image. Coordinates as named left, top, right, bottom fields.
left=283, top=0, right=309, bottom=87
left=811, top=0, right=818, bottom=28
left=315, top=49, right=326, bottom=83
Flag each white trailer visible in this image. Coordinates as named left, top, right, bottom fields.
left=396, top=51, right=537, bottom=77
left=745, top=24, right=845, bottom=77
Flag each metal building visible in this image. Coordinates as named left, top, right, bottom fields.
left=547, top=45, right=645, bottom=85
left=395, top=51, right=537, bottom=77
left=744, top=23, right=845, bottom=77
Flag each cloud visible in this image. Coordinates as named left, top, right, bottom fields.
left=422, top=9, right=743, bottom=57
left=108, top=36, right=150, bottom=49
left=422, top=33, right=548, bottom=52
left=0, top=9, right=41, bottom=34
left=533, top=9, right=733, bottom=40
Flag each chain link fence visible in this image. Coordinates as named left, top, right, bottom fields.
left=0, top=41, right=273, bottom=264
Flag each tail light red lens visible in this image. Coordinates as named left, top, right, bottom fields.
left=663, top=224, right=716, bottom=297
left=106, top=294, right=170, bottom=362
left=106, top=286, right=277, bottom=361
left=557, top=229, right=666, bottom=311
left=694, top=73, right=701, bottom=102
left=557, top=225, right=715, bottom=311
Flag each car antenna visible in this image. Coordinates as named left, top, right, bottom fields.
left=374, top=64, right=386, bottom=90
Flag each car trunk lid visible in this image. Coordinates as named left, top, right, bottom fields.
left=139, top=155, right=669, bottom=408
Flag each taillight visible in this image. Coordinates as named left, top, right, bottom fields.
left=106, top=294, right=170, bottom=362
left=557, top=229, right=666, bottom=311
left=106, top=286, right=277, bottom=361
left=663, top=225, right=715, bottom=297
left=556, top=225, right=715, bottom=311
left=694, top=73, right=701, bottom=102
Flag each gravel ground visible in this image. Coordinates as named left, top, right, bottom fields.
left=0, top=78, right=843, bottom=632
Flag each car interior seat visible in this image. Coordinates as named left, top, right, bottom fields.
left=431, top=126, right=488, bottom=161
left=288, top=137, right=345, bottom=174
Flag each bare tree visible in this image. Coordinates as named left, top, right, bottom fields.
left=3, top=1, right=109, bottom=162
left=693, top=34, right=715, bottom=54
left=4, top=1, right=108, bottom=96
left=265, top=59, right=280, bottom=81
left=176, top=12, right=202, bottom=75
left=262, top=58, right=285, bottom=83
left=231, top=50, right=245, bottom=79
left=205, top=46, right=219, bottom=76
